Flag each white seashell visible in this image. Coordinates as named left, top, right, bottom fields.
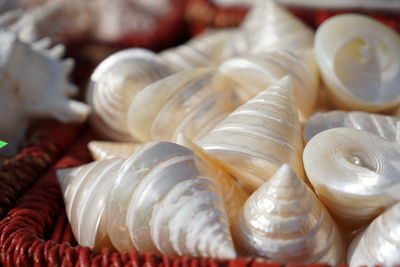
left=347, top=203, right=400, bottom=267
left=0, top=29, right=90, bottom=157
left=304, top=110, right=400, bottom=143
left=127, top=68, right=237, bottom=143
left=58, top=141, right=238, bottom=259
left=315, top=14, right=400, bottom=112
left=213, top=49, right=319, bottom=119
left=240, top=1, right=314, bottom=53
left=303, top=127, right=400, bottom=228
left=88, top=141, right=140, bottom=160
left=198, top=76, right=304, bottom=192
left=232, top=164, right=344, bottom=264
left=86, top=48, right=171, bottom=141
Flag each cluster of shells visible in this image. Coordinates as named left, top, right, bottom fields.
left=57, top=1, right=400, bottom=266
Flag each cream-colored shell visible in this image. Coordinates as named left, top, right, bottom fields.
left=198, top=76, right=304, bottom=192
left=86, top=48, right=170, bottom=141
left=315, top=14, right=400, bottom=112
left=303, top=127, right=400, bottom=228
left=232, top=164, right=344, bottom=264
left=304, top=111, right=400, bottom=142
left=127, top=68, right=237, bottom=143
left=88, top=141, right=140, bottom=160
left=347, top=203, right=400, bottom=267
left=0, top=30, right=90, bottom=157
left=213, top=49, right=319, bottom=119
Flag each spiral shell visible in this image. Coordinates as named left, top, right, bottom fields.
left=315, top=14, right=400, bottom=112
left=88, top=141, right=140, bottom=160
left=198, top=76, right=304, bottom=191
left=58, top=142, right=239, bottom=259
left=213, top=49, right=319, bottom=119
left=303, top=127, right=400, bottom=228
left=86, top=48, right=171, bottom=141
left=347, top=203, right=400, bottom=267
left=232, top=164, right=344, bottom=264
left=304, top=110, right=400, bottom=143
left=127, top=68, right=237, bottom=143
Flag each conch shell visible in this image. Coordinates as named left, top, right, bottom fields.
left=86, top=48, right=171, bottom=141
left=127, top=68, right=237, bottom=143
left=0, top=30, right=90, bottom=157
left=213, top=49, right=319, bottom=119
left=303, top=127, right=400, bottom=228
left=315, top=14, right=400, bottom=112
left=347, top=203, right=400, bottom=267
left=232, top=164, right=344, bottom=264
left=198, top=76, right=304, bottom=192
left=58, top=141, right=243, bottom=259
left=88, top=141, right=140, bottom=160
left=304, top=110, right=400, bottom=142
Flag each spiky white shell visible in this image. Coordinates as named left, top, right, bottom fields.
left=232, top=164, right=344, bottom=264
left=303, top=127, right=400, bottom=228
left=0, top=30, right=90, bottom=157
left=347, top=203, right=400, bottom=267
left=86, top=48, right=170, bottom=141
left=315, top=14, right=400, bottom=112
left=88, top=141, right=140, bottom=160
left=198, top=76, right=304, bottom=192
left=213, top=49, right=319, bottom=119
left=127, top=68, right=237, bottom=143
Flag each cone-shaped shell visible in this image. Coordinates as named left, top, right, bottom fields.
left=213, top=49, right=319, bottom=119
left=127, top=68, right=237, bottom=143
left=232, top=164, right=344, bottom=264
left=315, top=14, right=400, bottom=112
left=88, top=141, right=140, bottom=160
left=106, top=142, right=236, bottom=258
left=303, top=127, right=400, bottom=228
left=347, top=203, right=400, bottom=267
left=198, top=76, right=304, bottom=191
left=86, top=48, right=171, bottom=141
left=304, top=110, right=400, bottom=142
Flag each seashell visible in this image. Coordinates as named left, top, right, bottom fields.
left=304, top=110, right=400, bottom=143
left=198, top=76, right=305, bottom=192
left=239, top=1, right=314, bottom=53
left=86, top=48, right=171, bottom=141
left=0, top=30, right=90, bottom=157
left=127, top=68, right=237, bottom=143
left=303, top=127, right=400, bottom=228
left=232, top=164, right=344, bottom=264
left=88, top=141, right=140, bottom=160
left=315, top=14, right=400, bottom=112
left=213, top=49, right=319, bottom=119
left=58, top=141, right=238, bottom=259
left=347, top=203, right=400, bottom=267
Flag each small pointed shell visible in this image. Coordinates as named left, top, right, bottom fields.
left=127, top=68, right=237, bottom=143
left=347, top=203, right=400, bottom=267
left=303, top=127, right=400, bottom=228
left=198, top=76, right=304, bottom=191
left=232, top=164, right=344, bottom=264
left=304, top=110, right=400, bottom=142
left=88, top=141, right=140, bottom=160
left=315, top=14, right=400, bottom=112
left=86, top=48, right=171, bottom=141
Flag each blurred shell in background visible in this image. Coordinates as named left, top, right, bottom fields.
left=88, top=141, right=140, bottom=160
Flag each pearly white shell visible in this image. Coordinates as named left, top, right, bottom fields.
left=86, top=48, right=171, bottom=141
left=127, top=68, right=237, bottom=143
left=303, top=127, right=400, bottom=228
left=0, top=30, right=90, bottom=157
left=315, top=14, right=400, bottom=112
left=304, top=110, right=400, bottom=143
left=213, top=49, right=319, bottom=120
left=88, top=141, right=140, bottom=160
left=198, top=76, right=304, bottom=192
left=347, top=203, right=400, bottom=267
left=232, top=164, right=344, bottom=264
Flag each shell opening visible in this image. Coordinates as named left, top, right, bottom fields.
left=345, top=151, right=377, bottom=173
